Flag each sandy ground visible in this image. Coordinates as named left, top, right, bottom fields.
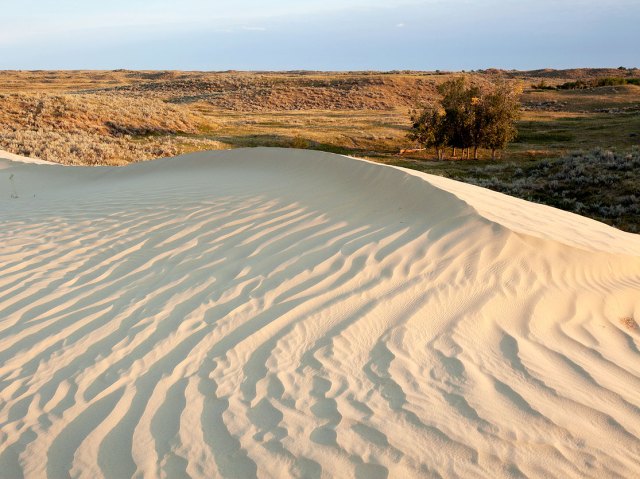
left=1, top=148, right=639, bottom=479
left=0, top=150, right=53, bottom=165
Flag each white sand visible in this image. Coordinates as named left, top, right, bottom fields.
left=0, top=149, right=54, bottom=166
left=1, top=147, right=639, bottom=479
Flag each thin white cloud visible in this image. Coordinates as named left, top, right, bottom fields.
left=0, top=1, right=426, bottom=46
left=397, top=23, right=406, bottom=27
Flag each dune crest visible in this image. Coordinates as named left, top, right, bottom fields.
left=0, top=149, right=53, bottom=166
left=1, top=148, right=639, bottom=478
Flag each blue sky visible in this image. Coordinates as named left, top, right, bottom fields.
left=0, top=0, right=637, bottom=70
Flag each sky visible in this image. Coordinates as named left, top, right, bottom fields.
left=0, top=0, right=637, bottom=70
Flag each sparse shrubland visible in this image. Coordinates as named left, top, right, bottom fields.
left=0, top=93, right=220, bottom=164
left=88, top=75, right=440, bottom=111
left=1, top=129, right=181, bottom=166
left=558, top=78, right=640, bottom=90
left=0, top=93, right=201, bottom=134
left=448, top=148, right=640, bottom=232
left=1, top=69, right=638, bottom=166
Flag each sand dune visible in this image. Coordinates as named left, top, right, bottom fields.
left=1, top=148, right=639, bottom=479
left=0, top=149, right=53, bottom=165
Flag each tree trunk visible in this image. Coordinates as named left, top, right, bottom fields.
left=452, top=147, right=456, bottom=158
left=473, top=146, right=478, bottom=160
left=491, top=149, right=497, bottom=160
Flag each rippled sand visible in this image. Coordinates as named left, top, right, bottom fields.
left=1, top=148, right=639, bottom=478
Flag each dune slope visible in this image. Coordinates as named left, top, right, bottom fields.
left=1, top=148, right=640, bottom=479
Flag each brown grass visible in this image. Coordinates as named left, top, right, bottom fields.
left=0, top=92, right=220, bottom=165
left=0, top=69, right=638, bottom=166
left=0, top=93, right=202, bottom=134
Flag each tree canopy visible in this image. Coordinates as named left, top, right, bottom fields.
left=408, top=78, right=521, bottom=160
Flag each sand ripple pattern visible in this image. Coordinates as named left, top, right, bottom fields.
left=1, top=149, right=640, bottom=478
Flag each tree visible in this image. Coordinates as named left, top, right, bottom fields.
left=437, top=77, right=480, bottom=159
left=480, top=82, right=521, bottom=159
left=407, top=103, right=448, bottom=160
left=407, top=77, right=521, bottom=161
left=469, top=95, right=486, bottom=160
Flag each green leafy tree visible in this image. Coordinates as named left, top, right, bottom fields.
left=480, top=82, right=521, bottom=159
left=469, top=95, right=486, bottom=160
left=437, top=77, right=480, bottom=159
left=407, top=103, right=448, bottom=160
left=408, top=77, right=521, bottom=161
